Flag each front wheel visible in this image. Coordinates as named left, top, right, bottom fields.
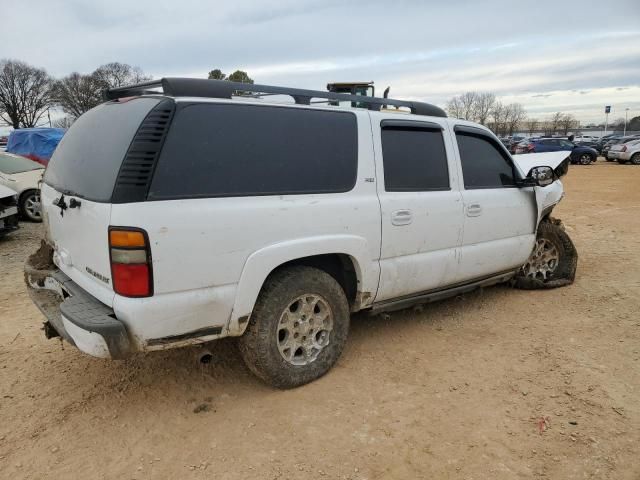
left=630, top=153, right=640, bottom=165
left=19, top=190, right=42, bottom=222
left=578, top=153, right=593, bottom=165
left=238, top=266, right=350, bottom=388
left=512, top=219, right=578, bottom=289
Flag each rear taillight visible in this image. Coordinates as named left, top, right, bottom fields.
left=109, top=227, right=153, bottom=297
left=527, top=144, right=535, bottom=152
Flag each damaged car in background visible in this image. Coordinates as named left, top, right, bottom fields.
left=25, top=78, right=577, bottom=388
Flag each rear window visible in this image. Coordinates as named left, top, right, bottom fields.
left=43, top=97, right=161, bottom=202
left=0, top=152, right=44, bottom=174
left=148, top=103, right=358, bottom=199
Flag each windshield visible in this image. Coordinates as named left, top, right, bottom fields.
left=0, top=152, right=44, bottom=174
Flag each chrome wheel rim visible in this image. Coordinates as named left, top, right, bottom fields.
left=25, top=192, right=41, bottom=220
left=523, top=238, right=560, bottom=281
left=579, top=154, right=591, bottom=165
left=277, top=294, right=333, bottom=366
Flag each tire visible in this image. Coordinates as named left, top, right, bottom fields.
left=238, top=266, right=350, bottom=388
left=512, top=218, right=578, bottom=290
left=631, top=153, right=640, bottom=165
left=617, top=159, right=627, bottom=164
left=577, top=153, right=593, bottom=165
left=19, top=189, right=42, bottom=222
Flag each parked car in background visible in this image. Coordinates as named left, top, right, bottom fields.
left=607, top=139, right=640, bottom=164
left=0, top=136, right=8, bottom=149
left=6, top=128, right=65, bottom=166
left=603, top=136, right=640, bottom=160
left=0, top=184, right=19, bottom=237
left=0, top=152, right=45, bottom=221
left=515, top=138, right=597, bottom=164
left=572, top=135, right=599, bottom=143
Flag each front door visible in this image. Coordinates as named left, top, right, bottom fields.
left=451, top=126, right=537, bottom=283
left=373, top=117, right=464, bottom=302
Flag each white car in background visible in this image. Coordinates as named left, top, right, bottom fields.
left=0, top=151, right=45, bottom=221
left=608, top=139, right=640, bottom=165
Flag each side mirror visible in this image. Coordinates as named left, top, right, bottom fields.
left=528, top=166, right=554, bottom=187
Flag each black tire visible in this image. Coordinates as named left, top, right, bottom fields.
left=19, top=189, right=42, bottom=222
left=617, top=159, right=627, bottom=164
left=238, top=266, right=350, bottom=389
left=512, top=218, right=578, bottom=290
left=577, top=153, right=593, bottom=165
left=631, top=153, right=640, bottom=165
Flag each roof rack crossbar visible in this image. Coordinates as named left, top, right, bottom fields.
left=104, top=77, right=447, bottom=117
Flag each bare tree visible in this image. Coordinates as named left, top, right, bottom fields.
left=559, top=113, right=579, bottom=135
left=504, top=103, right=526, bottom=136
left=93, top=62, right=151, bottom=89
left=475, top=92, right=496, bottom=126
left=458, top=92, right=478, bottom=121
left=525, top=118, right=539, bottom=135
left=0, top=59, right=54, bottom=129
left=548, top=112, right=564, bottom=134
left=52, top=72, right=103, bottom=118
left=446, top=96, right=463, bottom=119
left=53, top=63, right=151, bottom=120
left=490, top=101, right=505, bottom=136
left=52, top=115, right=75, bottom=129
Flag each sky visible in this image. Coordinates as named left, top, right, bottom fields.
left=1, top=0, right=639, bottom=130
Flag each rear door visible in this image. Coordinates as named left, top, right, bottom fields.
left=373, top=116, right=464, bottom=302
left=42, top=97, right=163, bottom=306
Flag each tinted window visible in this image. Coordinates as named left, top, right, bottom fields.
left=559, top=140, right=574, bottom=147
left=149, top=104, right=357, bottom=199
left=381, top=126, right=449, bottom=191
left=44, top=97, right=160, bottom=201
left=456, top=133, right=516, bottom=189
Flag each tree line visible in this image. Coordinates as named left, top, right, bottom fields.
left=0, top=59, right=255, bottom=130
left=446, top=91, right=581, bottom=137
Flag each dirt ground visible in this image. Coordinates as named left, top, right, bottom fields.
left=1, top=161, right=639, bottom=480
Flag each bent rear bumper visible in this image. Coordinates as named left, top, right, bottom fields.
left=25, top=255, right=131, bottom=359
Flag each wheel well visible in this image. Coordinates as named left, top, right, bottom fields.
left=272, top=254, right=358, bottom=308
left=18, top=188, right=38, bottom=205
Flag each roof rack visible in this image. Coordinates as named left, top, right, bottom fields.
left=103, top=77, right=447, bottom=118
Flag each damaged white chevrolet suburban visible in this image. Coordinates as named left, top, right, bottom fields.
left=25, top=78, right=577, bottom=388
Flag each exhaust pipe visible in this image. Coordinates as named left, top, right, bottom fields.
left=197, top=348, right=213, bottom=364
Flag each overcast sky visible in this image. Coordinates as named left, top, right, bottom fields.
left=2, top=0, right=640, bottom=126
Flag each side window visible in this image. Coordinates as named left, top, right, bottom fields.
left=456, top=132, right=516, bottom=189
left=149, top=104, right=358, bottom=199
left=381, top=126, right=449, bottom=192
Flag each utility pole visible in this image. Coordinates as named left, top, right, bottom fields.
left=604, top=105, right=611, bottom=136
left=624, top=108, right=629, bottom=136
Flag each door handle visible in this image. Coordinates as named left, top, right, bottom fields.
left=466, top=203, right=482, bottom=217
left=391, top=209, right=412, bottom=226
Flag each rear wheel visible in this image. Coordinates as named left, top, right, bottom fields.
left=19, top=190, right=42, bottom=222
left=513, top=219, right=577, bottom=289
left=631, top=153, right=640, bottom=165
left=238, top=266, right=350, bottom=388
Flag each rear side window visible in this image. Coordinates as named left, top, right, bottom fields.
left=381, top=126, right=449, bottom=191
left=148, top=104, right=358, bottom=199
left=456, top=132, right=516, bottom=189
left=44, top=98, right=161, bottom=202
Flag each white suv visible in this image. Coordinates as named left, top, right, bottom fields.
left=25, top=78, right=578, bottom=388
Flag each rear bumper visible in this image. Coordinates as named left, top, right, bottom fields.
left=25, top=255, right=131, bottom=359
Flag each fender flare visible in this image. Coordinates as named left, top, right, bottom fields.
left=227, top=235, right=379, bottom=335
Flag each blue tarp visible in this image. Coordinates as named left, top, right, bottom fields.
left=6, top=128, right=65, bottom=166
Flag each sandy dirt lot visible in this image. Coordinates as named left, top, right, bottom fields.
left=1, top=162, right=639, bottom=479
